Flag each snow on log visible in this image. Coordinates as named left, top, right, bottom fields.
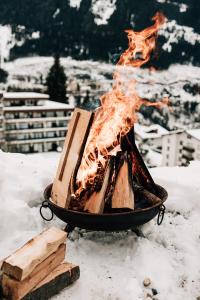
left=1, top=227, right=67, bottom=281
left=2, top=244, right=66, bottom=300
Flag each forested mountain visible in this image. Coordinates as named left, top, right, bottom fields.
left=0, top=0, right=199, bottom=68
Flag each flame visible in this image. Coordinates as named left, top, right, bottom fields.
left=75, top=12, right=167, bottom=195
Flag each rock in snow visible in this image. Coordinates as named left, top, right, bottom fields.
left=0, top=150, right=200, bottom=300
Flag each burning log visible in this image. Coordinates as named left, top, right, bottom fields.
left=111, top=152, right=134, bottom=211
left=51, top=108, right=93, bottom=208
left=122, top=128, right=157, bottom=194
left=84, top=160, right=112, bottom=213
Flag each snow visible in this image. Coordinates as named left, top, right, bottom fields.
left=187, top=129, right=200, bottom=141
left=147, top=149, right=162, bottom=167
left=0, top=25, right=12, bottom=61
left=4, top=57, right=200, bottom=105
left=135, top=123, right=169, bottom=139
left=0, top=151, right=200, bottom=299
left=4, top=100, right=73, bottom=111
left=69, top=0, right=82, bottom=9
left=160, top=19, right=200, bottom=52
left=91, top=0, right=117, bottom=25
left=4, top=92, right=49, bottom=99
left=53, top=8, right=60, bottom=19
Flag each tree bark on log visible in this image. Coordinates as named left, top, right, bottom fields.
left=22, top=263, right=80, bottom=300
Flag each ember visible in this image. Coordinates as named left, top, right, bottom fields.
left=51, top=12, right=168, bottom=216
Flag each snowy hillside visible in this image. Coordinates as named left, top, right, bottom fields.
left=0, top=1, right=200, bottom=65
left=0, top=150, right=200, bottom=300
left=5, top=57, right=200, bottom=103
left=4, top=56, right=200, bottom=130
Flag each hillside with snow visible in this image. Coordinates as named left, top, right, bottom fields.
left=4, top=56, right=200, bottom=130
left=0, top=0, right=200, bottom=66
left=0, top=150, right=200, bottom=300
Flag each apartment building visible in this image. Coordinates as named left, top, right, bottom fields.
left=135, top=123, right=169, bottom=149
left=2, top=92, right=74, bottom=153
left=162, top=129, right=200, bottom=166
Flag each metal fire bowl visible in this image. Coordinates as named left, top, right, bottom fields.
left=42, top=183, right=168, bottom=231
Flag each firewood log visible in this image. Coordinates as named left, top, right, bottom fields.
left=51, top=108, right=93, bottom=208
left=111, top=153, right=134, bottom=210
left=121, top=128, right=157, bottom=194
left=1, top=227, right=67, bottom=281
left=140, top=189, right=161, bottom=206
left=2, top=244, right=66, bottom=300
left=131, top=179, right=162, bottom=208
left=22, top=263, right=80, bottom=300
left=84, top=161, right=111, bottom=213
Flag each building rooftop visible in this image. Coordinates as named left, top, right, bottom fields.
left=187, top=129, right=200, bottom=141
left=3, top=100, right=74, bottom=112
left=135, top=123, right=169, bottom=139
left=3, top=92, right=49, bottom=100
left=162, top=129, right=184, bottom=136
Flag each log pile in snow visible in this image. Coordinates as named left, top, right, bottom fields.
left=0, top=227, right=80, bottom=300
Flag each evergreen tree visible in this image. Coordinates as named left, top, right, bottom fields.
left=0, top=68, right=8, bottom=83
left=46, top=54, right=67, bottom=103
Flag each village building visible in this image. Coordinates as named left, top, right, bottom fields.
left=1, top=92, right=74, bottom=153
left=162, top=129, right=200, bottom=166
left=135, top=123, right=169, bottom=149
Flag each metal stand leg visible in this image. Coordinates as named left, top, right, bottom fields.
left=64, top=224, right=75, bottom=235
left=131, top=227, right=145, bottom=238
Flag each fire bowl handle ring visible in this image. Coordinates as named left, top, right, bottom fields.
left=157, top=204, right=166, bottom=225
left=40, top=200, right=54, bottom=221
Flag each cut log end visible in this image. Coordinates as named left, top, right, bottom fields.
left=2, top=244, right=66, bottom=300
left=1, top=227, right=67, bottom=282
left=22, top=263, right=80, bottom=300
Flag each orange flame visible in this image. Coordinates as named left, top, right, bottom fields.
left=76, top=12, right=167, bottom=195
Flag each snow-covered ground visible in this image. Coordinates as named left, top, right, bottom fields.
left=0, top=150, right=200, bottom=300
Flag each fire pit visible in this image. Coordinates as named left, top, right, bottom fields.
left=42, top=183, right=167, bottom=233
left=40, top=13, right=168, bottom=233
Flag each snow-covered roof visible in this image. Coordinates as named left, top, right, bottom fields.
left=135, top=123, right=169, bottom=139
left=3, top=100, right=74, bottom=111
left=186, top=129, right=200, bottom=141
left=162, top=129, right=184, bottom=136
left=3, top=92, right=49, bottom=100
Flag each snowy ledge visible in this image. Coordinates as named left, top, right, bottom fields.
left=0, top=150, right=200, bottom=300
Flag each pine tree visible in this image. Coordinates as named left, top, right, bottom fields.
left=0, top=68, right=8, bottom=83
left=46, top=54, right=67, bottom=103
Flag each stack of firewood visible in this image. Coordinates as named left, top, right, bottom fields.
left=0, top=227, right=80, bottom=300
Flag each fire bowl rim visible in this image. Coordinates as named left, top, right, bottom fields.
left=44, top=183, right=168, bottom=216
